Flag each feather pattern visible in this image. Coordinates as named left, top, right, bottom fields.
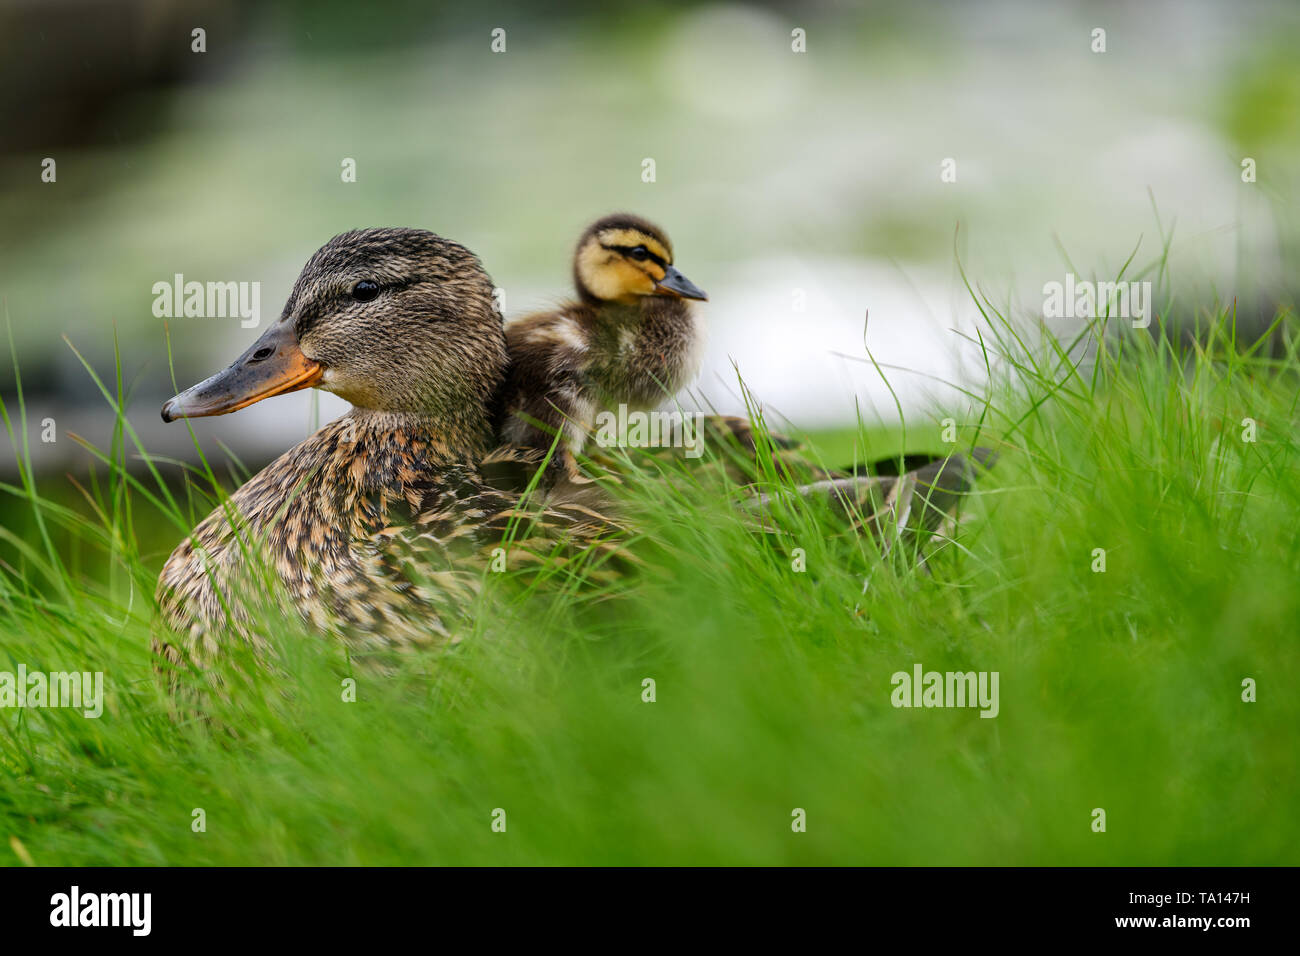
left=155, top=413, right=627, bottom=671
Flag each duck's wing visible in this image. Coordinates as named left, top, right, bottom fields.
left=581, top=413, right=841, bottom=486
left=744, top=448, right=997, bottom=555
left=525, top=411, right=996, bottom=554
left=578, top=411, right=993, bottom=498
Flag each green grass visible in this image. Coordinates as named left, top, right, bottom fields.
left=1, top=295, right=1298, bottom=866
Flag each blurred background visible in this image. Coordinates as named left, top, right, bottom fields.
left=1, top=0, right=1297, bottom=479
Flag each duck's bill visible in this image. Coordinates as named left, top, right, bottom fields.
left=161, top=321, right=323, bottom=422
left=654, top=265, right=708, bottom=301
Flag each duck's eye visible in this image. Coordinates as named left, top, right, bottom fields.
left=628, top=246, right=650, bottom=261
left=351, top=280, right=380, bottom=302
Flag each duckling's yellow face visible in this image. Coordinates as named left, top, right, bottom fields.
left=575, top=223, right=707, bottom=305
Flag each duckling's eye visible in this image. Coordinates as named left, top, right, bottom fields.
left=628, top=246, right=650, bottom=261
left=351, top=280, right=381, bottom=302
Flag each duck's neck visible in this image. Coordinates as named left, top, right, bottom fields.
left=637, top=294, right=694, bottom=329
left=343, top=406, right=495, bottom=467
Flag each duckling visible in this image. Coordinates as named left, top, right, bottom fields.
left=154, top=228, right=625, bottom=672
left=497, top=213, right=707, bottom=479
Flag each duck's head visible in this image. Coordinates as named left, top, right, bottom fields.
left=162, top=228, right=507, bottom=450
left=572, top=213, right=707, bottom=307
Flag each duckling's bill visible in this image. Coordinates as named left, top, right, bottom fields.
left=654, top=265, right=708, bottom=301
left=161, top=319, right=323, bottom=422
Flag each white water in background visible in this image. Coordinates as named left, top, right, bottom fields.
left=1, top=0, right=1293, bottom=473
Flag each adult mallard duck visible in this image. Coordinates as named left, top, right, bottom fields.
left=496, top=213, right=707, bottom=480
left=154, top=227, right=624, bottom=671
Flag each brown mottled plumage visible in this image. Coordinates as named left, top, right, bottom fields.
left=154, top=228, right=625, bottom=673
left=497, top=213, right=706, bottom=479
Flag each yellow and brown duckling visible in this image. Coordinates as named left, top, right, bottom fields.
left=155, top=228, right=623, bottom=671
left=497, top=213, right=707, bottom=479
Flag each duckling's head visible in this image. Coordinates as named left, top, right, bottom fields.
left=162, top=228, right=506, bottom=450
left=572, top=213, right=707, bottom=306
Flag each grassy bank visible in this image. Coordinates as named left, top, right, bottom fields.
left=1, top=303, right=1297, bottom=865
